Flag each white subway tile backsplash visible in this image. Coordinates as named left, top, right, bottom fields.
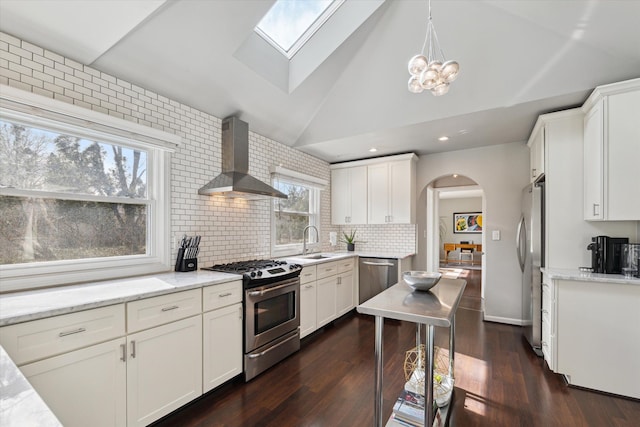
left=0, top=31, right=415, bottom=268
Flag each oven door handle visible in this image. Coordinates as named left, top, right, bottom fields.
left=247, top=329, right=299, bottom=359
left=247, top=282, right=297, bottom=297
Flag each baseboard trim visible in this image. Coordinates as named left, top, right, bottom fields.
left=482, top=314, right=524, bottom=326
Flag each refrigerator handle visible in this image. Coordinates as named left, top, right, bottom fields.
left=516, top=215, right=526, bottom=272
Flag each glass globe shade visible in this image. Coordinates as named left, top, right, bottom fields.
left=408, top=55, right=428, bottom=76
left=419, top=69, right=438, bottom=90
left=441, top=60, right=460, bottom=82
left=408, top=75, right=424, bottom=93
left=427, top=60, right=443, bottom=73
left=431, top=82, right=450, bottom=96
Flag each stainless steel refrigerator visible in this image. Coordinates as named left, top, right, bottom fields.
left=516, top=182, right=544, bottom=356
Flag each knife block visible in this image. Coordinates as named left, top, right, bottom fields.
left=175, top=248, right=197, bottom=272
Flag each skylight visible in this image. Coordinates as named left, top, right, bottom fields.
left=255, top=0, right=344, bottom=59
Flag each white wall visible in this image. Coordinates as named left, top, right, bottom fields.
left=416, top=142, right=530, bottom=324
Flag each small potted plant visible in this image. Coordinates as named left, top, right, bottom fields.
left=341, top=229, right=358, bottom=252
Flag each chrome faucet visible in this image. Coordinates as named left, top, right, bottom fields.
left=302, top=225, right=319, bottom=255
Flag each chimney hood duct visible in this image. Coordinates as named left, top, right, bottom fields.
left=198, top=116, right=287, bottom=199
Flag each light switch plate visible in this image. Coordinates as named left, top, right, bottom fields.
left=492, top=230, right=500, bottom=241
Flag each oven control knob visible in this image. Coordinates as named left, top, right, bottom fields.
left=250, top=272, right=256, bottom=278
left=257, top=271, right=263, bottom=276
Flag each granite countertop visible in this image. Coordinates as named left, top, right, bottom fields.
left=0, top=270, right=241, bottom=327
left=357, top=278, right=466, bottom=326
left=542, top=268, right=640, bottom=285
left=0, top=346, right=62, bottom=427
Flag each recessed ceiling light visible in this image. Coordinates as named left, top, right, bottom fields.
left=369, top=147, right=377, bottom=152
left=438, top=136, right=449, bottom=141
left=452, top=174, right=458, bottom=178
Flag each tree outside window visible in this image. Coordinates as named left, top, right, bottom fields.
left=272, top=177, right=319, bottom=255
left=0, top=120, right=148, bottom=265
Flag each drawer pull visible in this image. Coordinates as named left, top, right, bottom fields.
left=303, top=273, right=312, bottom=277
left=58, top=327, right=86, bottom=337
left=305, top=285, right=313, bottom=289
left=218, top=292, right=232, bottom=298
left=161, top=305, right=179, bottom=312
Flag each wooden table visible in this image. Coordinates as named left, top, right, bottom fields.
left=357, top=278, right=466, bottom=427
left=443, top=243, right=482, bottom=265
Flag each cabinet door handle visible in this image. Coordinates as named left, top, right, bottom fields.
left=532, top=168, right=536, bottom=178
left=130, top=340, right=136, bottom=358
left=218, top=292, right=232, bottom=298
left=593, top=203, right=600, bottom=216
left=120, top=343, right=126, bottom=362
left=238, top=306, right=243, bottom=319
left=304, top=284, right=313, bottom=289
left=541, top=309, right=549, bottom=315
left=58, top=327, right=86, bottom=337
left=161, top=305, right=179, bottom=312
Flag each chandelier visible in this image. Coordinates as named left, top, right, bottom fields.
left=407, top=0, right=460, bottom=96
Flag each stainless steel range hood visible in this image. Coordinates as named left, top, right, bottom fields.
left=198, top=116, right=287, bottom=199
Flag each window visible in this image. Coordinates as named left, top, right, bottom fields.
left=0, top=87, right=177, bottom=292
left=255, top=0, right=344, bottom=59
left=271, top=168, right=326, bottom=257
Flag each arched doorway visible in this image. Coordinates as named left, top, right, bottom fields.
left=418, top=174, right=485, bottom=311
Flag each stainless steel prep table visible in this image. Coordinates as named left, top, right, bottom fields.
left=357, top=278, right=466, bottom=427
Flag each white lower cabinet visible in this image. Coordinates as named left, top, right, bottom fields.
left=203, top=303, right=243, bottom=392
left=1, top=282, right=249, bottom=427
left=336, top=271, right=354, bottom=317
left=540, top=279, right=555, bottom=371
left=20, top=337, right=127, bottom=427
left=313, top=258, right=356, bottom=329
left=316, top=275, right=337, bottom=327
left=300, top=265, right=318, bottom=339
left=126, top=314, right=203, bottom=427
left=554, top=279, right=640, bottom=399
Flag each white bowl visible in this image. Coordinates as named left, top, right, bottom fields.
left=403, top=271, right=442, bottom=291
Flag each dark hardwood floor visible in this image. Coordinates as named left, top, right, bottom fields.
left=153, top=270, right=640, bottom=427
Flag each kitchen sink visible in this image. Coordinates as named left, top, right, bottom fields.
left=299, top=254, right=331, bottom=259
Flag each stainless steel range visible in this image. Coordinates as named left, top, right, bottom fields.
left=202, top=259, right=302, bottom=381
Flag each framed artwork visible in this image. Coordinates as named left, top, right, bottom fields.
left=453, top=212, right=482, bottom=234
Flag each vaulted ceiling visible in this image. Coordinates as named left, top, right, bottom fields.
left=1, top=0, right=639, bottom=163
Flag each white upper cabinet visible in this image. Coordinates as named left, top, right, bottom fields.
left=331, top=166, right=367, bottom=225
left=582, top=79, right=640, bottom=221
left=368, top=160, right=415, bottom=224
left=331, top=154, right=417, bottom=225
left=528, top=120, right=545, bottom=183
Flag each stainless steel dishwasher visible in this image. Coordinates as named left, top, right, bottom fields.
left=358, top=257, right=399, bottom=304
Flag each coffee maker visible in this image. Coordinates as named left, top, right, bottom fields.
left=587, top=236, right=629, bottom=274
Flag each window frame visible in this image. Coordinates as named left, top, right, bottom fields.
left=255, top=0, right=345, bottom=60
left=0, top=86, right=178, bottom=292
left=270, top=169, right=325, bottom=258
